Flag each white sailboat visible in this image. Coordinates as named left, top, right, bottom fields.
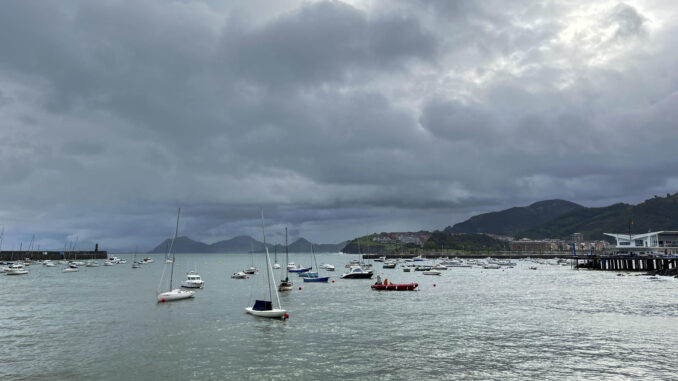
left=278, top=227, right=293, bottom=292
left=157, top=208, right=195, bottom=303
left=245, top=211, right=288, bottom=319
left=273, top=245, right=281, bottom=269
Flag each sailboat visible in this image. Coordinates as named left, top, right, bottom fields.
left=278, top=228, right=293, bottom=292
left=273, top=245, right=281, bottom=269
left=157, top=208, right=195, bottom=302
left=132, top=248, right=140, bottom=269
left=246, top=211, right=288, bottom=319
left=303, top=243, right=329, bottom=283
left=243, top=241, right=257, bottom=274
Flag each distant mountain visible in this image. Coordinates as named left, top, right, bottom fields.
left=148, top=235, right=346, bottom=254
left=445, top=199, right=584, bottom=235
left=520, top=192, right=678, bottom=240
left=149, top=236, right=211, bottom=254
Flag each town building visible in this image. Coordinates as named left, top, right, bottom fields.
left=604, top=231, right=678, bottom=254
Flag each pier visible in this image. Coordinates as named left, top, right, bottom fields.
left=0, top=248, right=108, bottom=261
left=574, top=254, right=678, bottom=272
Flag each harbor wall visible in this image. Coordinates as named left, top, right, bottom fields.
left=0, top=251, right=108, bottom=261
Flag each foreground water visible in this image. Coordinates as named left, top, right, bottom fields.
left=1, top=253, right=677, bottom=380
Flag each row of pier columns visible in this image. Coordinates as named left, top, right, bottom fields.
left=577, top=257, right=678, bottom=271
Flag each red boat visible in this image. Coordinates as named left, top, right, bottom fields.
left=371, top=282, right=418, bottom=291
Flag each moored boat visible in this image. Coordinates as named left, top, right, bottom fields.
left=231, top=271, right=247, bottom=279
left=340, top=266, right=373, bottom=279
left=303, top=276, right=329, bottom=283
left=181, top=271, right=205, bottom=288
left=371, top=282, right=418, bottom=291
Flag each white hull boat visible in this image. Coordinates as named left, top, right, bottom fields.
left=245, top=307, right=287, bottom=318
left=246, top=211, right=288, bottom=320
left=231, top=271, right=248, bottom=279
left=62, top=267, right=79, bottom=273
left=6, top=269, right=29, bottom=275
left=104, top=261, right=114, bottom=266
left=422, top=270, right=441, bottom=275
left=273, top=263, right=281, bottom=269
left=157, top=209, right=196, bottom=303
left=157, top=289, right=195, bottom=302
left=181, top=272, right=204, bottom=288
left=6, top=264, right=29, bottom=275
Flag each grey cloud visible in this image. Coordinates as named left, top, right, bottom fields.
left=0, top=0, right=677, bottom=249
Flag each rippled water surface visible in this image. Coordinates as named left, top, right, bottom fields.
left=1, top=253, right=677, bottom=380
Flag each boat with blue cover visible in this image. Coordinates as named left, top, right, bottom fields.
left=303, top=276, right=329, bottom=283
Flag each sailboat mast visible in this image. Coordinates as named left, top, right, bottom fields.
left=285, top=227, right=289, bottom=282
left=261, top=210, right=282, bottom=309
left=168, top=208, right=181, bottom=291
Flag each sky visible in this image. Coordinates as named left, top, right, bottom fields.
left=1, top=0, right=677, bottom=251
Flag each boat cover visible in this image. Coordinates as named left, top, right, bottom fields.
left=253, top=300, right=273, bottom=311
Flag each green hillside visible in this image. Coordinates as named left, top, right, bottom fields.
left=520, top=193, right=678, bottom=240
left=445, top=199, right=584, bottom=234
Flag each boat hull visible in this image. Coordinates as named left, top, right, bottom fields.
left=422, top=270, right=441, bottom=275
left=180, top=281, right=204, bottom=288
left=371, top=283, right=418, bottom=291
left=6, top=270, right=29, bottom=275
left=340, top=273, right=373, bottom=279
left=157, top=289, right=195, bottom=302
left=245, top=307, right=287, bottom=319
left=303, top=277, right=329, bottom=283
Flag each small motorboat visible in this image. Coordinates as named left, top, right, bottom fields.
left=132, top=261, right=140, bottom=269
left=273, top=263, right=282, bottom=269
left=86, top=260, right=99, bottom=267
left=382, top=261, right=397, bottom=269
left=422, top=269, right=441, bottom=276
left=483, top=264, right=501, bottom=270
left=157, top=289, right=195, bottom=302
left=181, top=271, right=205, bottom=288
left=432, top=263, right=447, bottom=270
left=43, top=260, right=56, bottom=267
left=243, top=266, right=257, bottom=274
left=231, top=271, right=248, bottom=279
left=323, top=264, right=335, bottom=271
left=104, top=260, right=114, bottom=266
left=371, top=282, right=418, bottom=291
left=141, top=257, right=154, bottom=264
left=62, top=263, right=79, bottom=273
left=374, top=256, right=386, bottom=262
left=414, top=266, right=432, bottom=271
left=340, top=266, right=373, bottom=279
left=287, top=262, right=296, bottom=270
left=403, top=267, right=411, bottom=272
left=6, top=264, right=29, bottom=275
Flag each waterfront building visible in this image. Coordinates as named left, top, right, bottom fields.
left=604, top=231, right=678, bottom=255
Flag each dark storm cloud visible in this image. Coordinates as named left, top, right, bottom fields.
left=0, top=0, right=677, bottom=249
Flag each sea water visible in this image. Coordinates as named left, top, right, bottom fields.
left=1, top=253, right=677, bottom=380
